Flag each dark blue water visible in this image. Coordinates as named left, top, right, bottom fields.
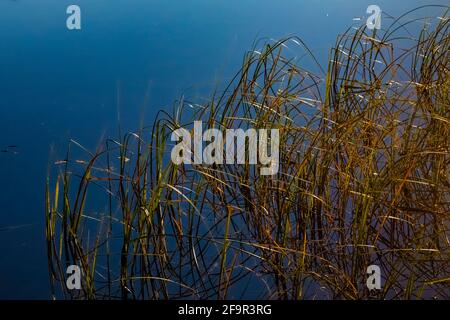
left=0, top=0, right=445, bottom=298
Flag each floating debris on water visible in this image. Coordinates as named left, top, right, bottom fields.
left=0, top=145, right=19, bottom=154
left=0, top=224, right=34, bottom=232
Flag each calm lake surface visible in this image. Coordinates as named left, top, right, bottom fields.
left=0, top=0, right=445, bottom=298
